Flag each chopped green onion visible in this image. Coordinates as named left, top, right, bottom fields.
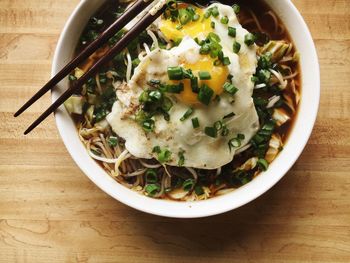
left=221, top=126, right=229, bottom=136
left=221, top=15, right=229, bottom=24
left=252, top=134, right=265, bottom=145
left=205, top=126, right=217, bottom=138
left=228, top=27, right=236, bottom=37
left=152, top=146, right=161, bottom=153
left=178, top=150, right=185, bottom=166
left=164, top=83, right=184, bottom=93
left=208, top=32, right=221, bottom=42
left=233, top=41, right=241, bottom=53
left=193, top=14, right=200, bottom=21
left=218, top=50, right=224, bottom=61
left=244, top=33, right=256, bottom=46
left=198, top=71, right=211, bottom=80
left=167, top=66, right=183, bottom=80
left=179, top=9, right=191, bottom=25
left=145, top=169, right=158, bottom=183
left=148, top=79, right=161, bottom=86
left=214, top=121, right=223, bottom=131
left=258, top=158, right=269, bottom=171
left=142, top=119, right=155, bottom=132
left=191, top=76, right=199, bottom=93
left=173, top=38, right=182, bottom=46
left=139, top=91, right=149, bottom=103
left=237, top=133, right=245, bottom=140
left=223, top=112, right=235, bottom=119
left=198, top=84, right=214, bottom=105
left=204, top=9, right=211, bottom=19
left=211, top=21, right=215, bottom=29
left=262, top=121, right=275, bottom=132
left=145, top=184, right=160, bottom=196
left=182, top=68, right=194, bottom=79
left=180, top=108, right=194, bottom=121
left=211, top=6, right=219, bottom=17
left=232, top=4, right=240, bottom=14
left=107, top=136, right=118, bottom=147
left=214, top=59, right=221, bottom=66
left=132, top=58, right=140, bottom=67
left=194, top=185, right=204, bottom=195
left=228, top=134, right=245, bottom=150
left=183, top=179, right=195, bottom=191
left=161, top=97, right=173, bottom=112
left=200, top=44, right=210, bottom=54
left=223, top=82, right=238, bottom=95
left=228, top=138, right=241, bottom=148
left=158, top=148, right=172, bottom=163
left=222, top=57, right=231, bottom=65
left=135, top=110, right=148, bottom=123
left=148, top=90, right=162, bottom=102
left=69, top=74, right=77, bottom=81
left=191, top=117, right=200, bottom=128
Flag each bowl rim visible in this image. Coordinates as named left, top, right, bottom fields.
left=52, top=0, right=320, bottom=218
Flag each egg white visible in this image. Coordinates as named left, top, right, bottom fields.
left=107, top=3, right=259, bottom=169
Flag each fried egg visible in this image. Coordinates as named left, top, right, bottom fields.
left=107, top=3, right=259, bottom=169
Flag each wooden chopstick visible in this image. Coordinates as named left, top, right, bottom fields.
left=23, top=1, right=167, bottom=135
left=14, top=0, right=153, bottom=118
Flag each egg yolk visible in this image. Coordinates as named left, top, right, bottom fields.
left=159, top=6, right=212, bottom=41
left=171, top=56, right=229, bottom=105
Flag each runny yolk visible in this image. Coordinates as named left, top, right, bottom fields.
left=171, top=56, right=229, bottom=105
left=159, top=6, right=212, bottom=41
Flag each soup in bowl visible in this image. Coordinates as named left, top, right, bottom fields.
left=52, top=0, right=319, bottom=218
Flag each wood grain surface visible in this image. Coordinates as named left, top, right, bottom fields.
left=0, top=0, right=349, bottom=262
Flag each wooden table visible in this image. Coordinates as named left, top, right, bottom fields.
left=1, top=0, right=349, bottom=262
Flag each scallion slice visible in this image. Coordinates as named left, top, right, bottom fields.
left=180, top=108, right=194, bottom=121
left=221, top=126, right=229, bottom=136
left=178, top=150, right=185, bottom=166
left=148, top=90, right=162, bottom=102
left=258, top=158, right=269, bottom=171
left=167, top=66, right=183, bottom=80
left=107, top=136, right=118, bottom=147
left=214, top=121, right=223, bottom=131
left=145, top=184, right=160, bottom=196
left=205, top=126, right=217, bottom=138
left=223, top=112, right=235, bottom=119
left=145, top=169, right=158, bottom=183
left=223, top=82, right=238, bottom=95
left=142, top=119, right=155, bottom=132
left=198, top=84, right=214, bottom=105
left=198, top=71, right=211, bottom=80
left=191, top=117, right=200, bottom=128
left=158, top=148, right=172, bottom=163
left=228, top=138, right=241, bottom=148
left=244, top=33, right=256, bottom=46
left=233, top=41, right=241, bottom=53
left=179, top=9, right=191, bottom=25
left=164, top=83, right=184, bottom=93
left=232, top=4, right=240, bottom=14
left=222, top=57, right=231, bottom=65
left=191, top=76, right=199, bottom=93
left=183, top=179, right=195, bottom=191
left=228, top=27, right=236, bottom=37
left=221, top=15, right=229, bottom=24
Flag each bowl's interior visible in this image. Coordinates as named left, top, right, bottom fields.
left=52, top=0, right=319, bottom=218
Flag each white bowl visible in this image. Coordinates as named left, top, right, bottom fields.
left=52, top=0, right=320, bottom=218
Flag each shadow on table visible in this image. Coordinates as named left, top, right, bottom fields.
left=122, top=161, right=308, bottom=258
